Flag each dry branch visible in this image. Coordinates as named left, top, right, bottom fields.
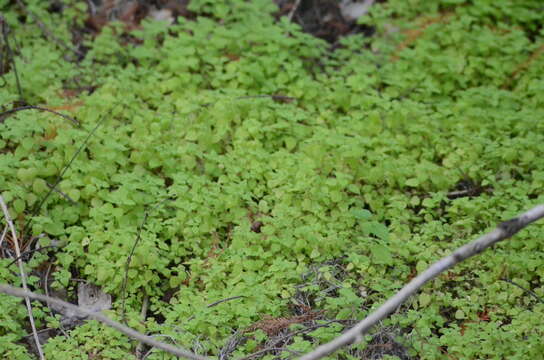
left=0, top=196, right=44, bottom=359
left=299, top=204, right=544, bottom=360
left=0, top=284, right=210, bottom=360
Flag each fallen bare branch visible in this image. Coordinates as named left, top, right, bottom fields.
left=0, top=196, right=44, bottom=359
left=0, top=284, right=210, bottom=360
left=299, top=204, right=544, bottom=360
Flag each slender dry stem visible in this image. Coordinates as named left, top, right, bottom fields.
left=0, top=195, right=44, bottom=359
left=0, top=284, right=210, bottom=360
left=299, top=204, right=544, bottom=360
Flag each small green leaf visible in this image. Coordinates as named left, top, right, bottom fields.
left=419, top=293, right=432, bottom=307
left=33, top=178, right=48, bottom=194
left=67, top=189, right=80, bottom=202
left=405, top=178, right=419, bottom=187
left=352, top=209, right=373, bottom=220
left=370, top=244, right=393, bottom=265
left=422, top=198, right=435, bottom=208
left=13, top=199, right=25, bottom=213
left=455, top=309, right=466, bottom=319
left=363, top=221, right=389, bottom=241
left=169, top=276, right=181, bottom=288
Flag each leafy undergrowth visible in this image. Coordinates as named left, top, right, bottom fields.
left=1, top=0, right=543, bottom=359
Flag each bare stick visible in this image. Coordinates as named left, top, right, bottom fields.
left=0, top=225, right=7, bottom=247
left=299, top=204, right=544, bottom=360
left=0, top=284, right=210, bottom=360
left=135, top=293, right=149, bottom=359
left=0, top=196, right=45, bottom=359
left=287, top=0, right=302, bottom=22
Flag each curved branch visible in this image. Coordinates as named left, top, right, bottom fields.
left=0, top=284, right=210, bottom=360
left=299, top=204, right=544, bottom=360
left=0, top=105, right=80, bottom=126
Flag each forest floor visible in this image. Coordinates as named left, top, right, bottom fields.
left=1, top=1, right=544, bottom=359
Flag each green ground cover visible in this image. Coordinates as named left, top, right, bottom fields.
left=0, top=0, right=543, bottom=359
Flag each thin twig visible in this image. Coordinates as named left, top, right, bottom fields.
left=44, top=261, right=52, bottom=300
left=239, top=320, right=343, bottom=360
left=46, top=181, right=78, bottom=204
left=218, top=330, right=244, bottom=360
left=142, top=334, right=184, bottom=360
left=287, top=0, right=302, bottom=22
left=121, top=198, right=174, bottom=323
left=0, top=105, right=80, bottom=126
left=15, top=0, right=83, bottom=57
left=185, top=296, right=246, bottom=323
left=0, top=196, right=44, bottom=359
left=500, top=277, right=544, bottom=304
left=264, top=319, right=343, bottom=351
left=0, top=16, right=24, bottom=100
left=6, top=245, right=60, bottom=268
left=135, top=293, right=149, bottom=359
left=299, top=204, right=544, bottom=360
left=24, top=103, right=120, bottom=235
left=0, top=283, right=211, bottom=360
left=235, top=94, right=296, bottom=102
left=207, top=296, right=245, bottom=308
left=243, top=347, right=302, bottom=360
left=0, top=225, right=7, bottom=247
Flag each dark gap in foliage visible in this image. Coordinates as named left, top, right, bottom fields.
left=274, top=0, right=375, bottom=45
left=47, top=1, right=65, bottom=14
left=352, top=326, right=414, bottom=360
left=447, top=177, right=491, bottom=199
left=147, top=307, right=167, bottom=325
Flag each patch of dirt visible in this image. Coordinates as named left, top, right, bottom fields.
left=274, top=0, right=376, bottom=44
left=83, top=0, right=376, bottom=45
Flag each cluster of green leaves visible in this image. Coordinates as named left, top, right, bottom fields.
left=1, top=0, right=543, bottom=358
